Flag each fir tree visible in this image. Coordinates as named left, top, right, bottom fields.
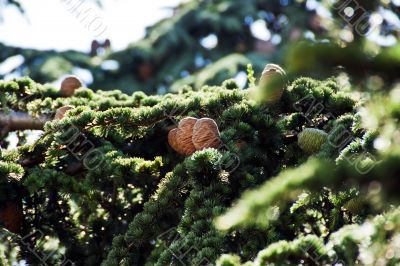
left=0, top=0, right=399, bottom=265
left=0, top=69, right=398, bottom=265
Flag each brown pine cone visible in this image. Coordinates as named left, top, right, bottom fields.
left=60, top=76, right=82, bottom=97
left=168, top=128, right=181, bottom=153
left=176, top=117, right=198, bottom=155
left=54, top=105, right=74, bottom=120
left=192, top=118, right=221, bottom=150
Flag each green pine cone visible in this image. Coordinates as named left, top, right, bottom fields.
left=298, top=128, right=328, bottom=154
left=257, top=64, right=287, bottom=104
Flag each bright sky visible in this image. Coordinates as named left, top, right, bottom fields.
left=0, top=0, right=182, bottom=52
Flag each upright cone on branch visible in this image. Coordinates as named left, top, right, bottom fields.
left=192, top=118, right=220, bottom=150
left=168, top=117, right=198, bottom=155
left=54, top=105, right=74, bottom=120
left=252, top=63, right=287, bottom=104
left=168, top=117, right=221, bottom=156
left=298, top=128, right=328, bottom=154
left=176, top=117, right=198, bottom=155
left=60, top=76, right=82, bottom=97
left=168, top=128, right=181, bottom=154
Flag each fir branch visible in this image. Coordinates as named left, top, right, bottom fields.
left=0, top=111, right=49, bottom=132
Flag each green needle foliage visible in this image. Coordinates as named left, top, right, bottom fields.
left=0, top=73, right=399, bottom=265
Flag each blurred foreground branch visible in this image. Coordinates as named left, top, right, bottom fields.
left=0, top=111, right=48, bottom=132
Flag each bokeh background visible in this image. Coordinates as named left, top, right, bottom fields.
left=0, top=0, right=399, bottom=94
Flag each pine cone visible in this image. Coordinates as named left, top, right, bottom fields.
left=168, top=117, right=198, bottom=155
left=54, top=105, right=74, bottom=120
left=60, top=76, right=82, bottom=97
left=176, top=117, right=197, bottom=155
left=192, top=118, right=221, bottom=150
left=257, top=63, right=287, bottom=104
left=343, top=197, right=364, bottom=214
left=0, top=203, right=23, bottom=234
left=168, top=128, right=181, bottom=153
left=298, top=128, right=328, bottom=154
left=168, top=117, right=222, bottom=155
